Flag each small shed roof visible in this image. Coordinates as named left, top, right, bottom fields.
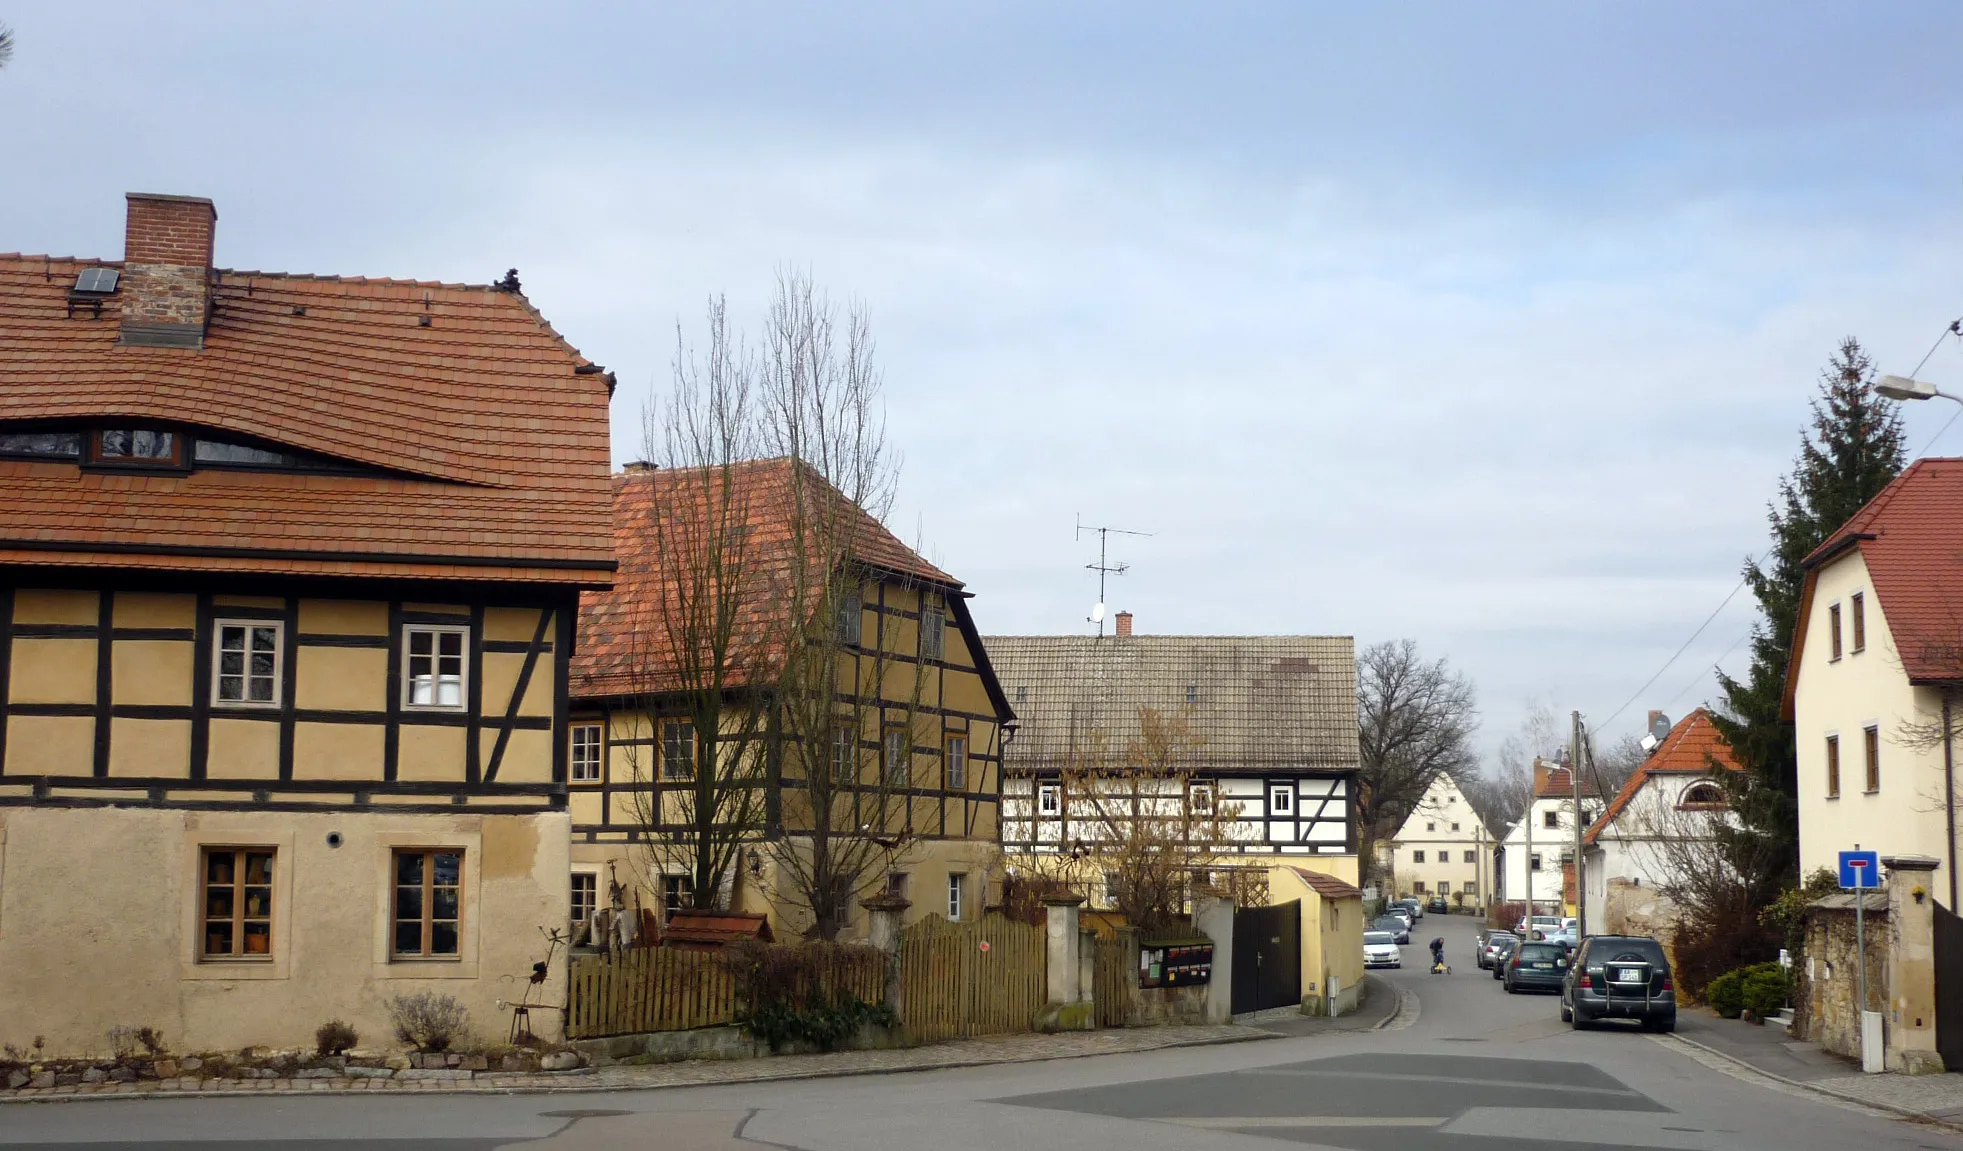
left=661, top=909, right=775, bottom=950
left=1285, top=866, right=1362, bottom=900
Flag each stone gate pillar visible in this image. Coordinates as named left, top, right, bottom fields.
left=1883, top=855, right=1944, bottom=1075
left=861, top=895, right=910, bottom=1018
left=1036, top=895, right=1092, bottom=1031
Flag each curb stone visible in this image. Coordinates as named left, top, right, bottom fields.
left=1655, top=1033, right=1963, bottom=1134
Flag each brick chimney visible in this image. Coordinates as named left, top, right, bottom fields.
left=1114, top=611, right=1133, bottom=638
left=120, top=193, right=217, bottom=349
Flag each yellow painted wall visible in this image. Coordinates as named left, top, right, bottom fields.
left=294, top=723, right=385, bottom=781
left=296, top=647, right=386, bottom=711
left=0, top=806, right=570, bottom=1055
left=1269, top=866, right=1364, bottom=1017
left=9, top=638, right=96, bottom=704
left=4, top=715, right=94, bottom=775
left=13, top=589, right=98, bottom=625
left=207, top=719, right=281, bottom=780
left=113, top=593, right=195, bottom=628
left=113, top=640, right=194, bottom=707
left=109, top=718, right=192, bottom=778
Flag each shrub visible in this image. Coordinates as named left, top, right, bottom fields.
left=384, top=992, right=470, bottom=1053
left=1740, top=963, right=1792, bottom=1020
left=315, top=1019, right=359, bottom=1056
left=1706, top=970, right=1745, bottom=1019
left=720, top=939, right=894, bottom=1052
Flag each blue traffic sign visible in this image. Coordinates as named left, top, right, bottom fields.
left=1839, top=850, right=1881, bottom=890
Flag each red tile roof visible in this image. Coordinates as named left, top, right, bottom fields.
left=1285, top=866, right=1362, bottom=900
left=1585, top=708, right=1743, bottom=844
left=0, top=252, right=614, bottom=583
left=1534, top=764, right=1604, bottom=800
left=661, top=909, right=774, bottom=951
left=1786, top=458, right=1963, bottom=705
left=571, top=458, right=961, bottom=700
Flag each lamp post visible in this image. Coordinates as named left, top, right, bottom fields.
left=1873, top=375, right=1963, bottom=911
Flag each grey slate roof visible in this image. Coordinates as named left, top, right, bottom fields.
left=985, top=634, right=1359, bottom=775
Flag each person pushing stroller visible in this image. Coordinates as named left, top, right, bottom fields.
left=1429, top=937, right=1449, bottom=974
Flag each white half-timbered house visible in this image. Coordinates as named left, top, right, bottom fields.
left=988, top=617, right=1359, bottom=873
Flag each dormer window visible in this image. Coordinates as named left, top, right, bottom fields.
left=0, top=432, right=83, bottom=459
left=91, top=428, right=183, bottom=468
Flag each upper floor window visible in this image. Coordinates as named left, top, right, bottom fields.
left=214, top=620, right=281, bottom=707
left=1864, top=725, right=1881, bottom=793
left=1426, top=822, right=1435, bottom=832
left=1543, top=809, right=1559, bottom=829
left=1463, top=850, right=1476, bottom=863
left=570, top=723, right=603, bottom=783
left=1830, top=603, right=1843, bottom=660
left=831, top=724, right=857, bottom=784
left=1038, top=783, right=1061, bottom=816
left=93, top=428, right=182, bottom=468
left=1529, top=853, right=1543, bottom=871
left=1451, top=822, right=1460, bottom=831
left=403, top=625, right=468, bottom=709
left=1826, top=734, right=1841, bottom=799
left=883, top=727, right=910, bottom=785
left=0, top=431, right=83, bottom=459
left=1188, top=783, right=1213, bottom=813
left=944, top=735, right=967, bottom=790
left=1413, top=850, right=1426, bottom=863
left=661, top=719, right=697, bottom=781
left=836, top=592, right=863, bottom=646
left=920, top=605, right=946, bottom=660
left=1271, top=785, right=1293, bottom=815
left=1680, top=783, right=1724, bottom=808
left=1851, top=592, right=1866, bottom=653
left=947, top=873, right=966, bottom=922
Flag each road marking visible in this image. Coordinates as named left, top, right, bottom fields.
left=1161, top=1116, right=1445, bottom=1129
left=1242, top=1067, right=1646, bottom=1097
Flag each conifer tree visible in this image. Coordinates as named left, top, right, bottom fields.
left=1711, top=338, right=1905, bottom=890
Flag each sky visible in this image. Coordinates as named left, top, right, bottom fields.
left=5, top=2, right=1963, bottom=767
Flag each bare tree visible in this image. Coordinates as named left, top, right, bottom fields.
left=1355, top=640, right=1479, bottom=878
left=0, top=24, right=14, bottom=70
left=621, top=297, right=776, bottom=912
left=756, top=270, right=930, bottom=940
left=1018, top=707, right=1243, bottom=933
left=1591, top=732, right=1650, bottom=796
left=1622, top=780, right=1783, bottom=985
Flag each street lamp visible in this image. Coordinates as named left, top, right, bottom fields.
left=1875, top=375, right=1963, bottom=406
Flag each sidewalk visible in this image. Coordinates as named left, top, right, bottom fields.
left=1673, top=1007, right=1963, bottom=1129
left=0, top=1024, right=1266, bottom=1105
left=1239, top=973, right=1406, bottom=1037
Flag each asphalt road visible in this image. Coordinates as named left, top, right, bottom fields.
left=2, top=915, right=1956, bottom=1150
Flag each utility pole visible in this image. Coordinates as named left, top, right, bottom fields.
left=1523, top=761, right=1535, bottom=923
left=1572, top=711, right=1587, bottom=940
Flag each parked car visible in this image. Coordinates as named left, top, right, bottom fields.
left=1488, top=934, right=1519, bottom=979
left=1561, top=934, right=1676, bottom=1032
left=1363, top=931, right=1403, bottom=969
left=1544, top=919, right=1579, bottom=949
left=1477, top=931, right=1517, bottom=970
left=1426, top=896, right=1448, bottom=914
left=1395, top=897, right=1425, bottom=920
left=1371, top=915, right=1412, bottom=945
left=1514, top=914, right=1563, bottom=940
left=1502, top=941, right=1569, bottom=993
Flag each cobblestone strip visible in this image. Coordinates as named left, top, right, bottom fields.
left=0, top=1026, right=1270, bottom=1106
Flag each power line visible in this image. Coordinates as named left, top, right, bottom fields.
left=1595, top=569, right=1751, bottom=734
left=1660, top=629, right=1752, bottom=712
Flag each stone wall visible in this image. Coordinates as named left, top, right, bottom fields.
left=1797, top=899, right=1889, bottom=1060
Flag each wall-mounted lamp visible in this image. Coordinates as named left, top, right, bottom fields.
left=747, top=847, right=762, bottom=877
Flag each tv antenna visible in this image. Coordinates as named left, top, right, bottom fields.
left=1076, top=516, right=1152, bottom=636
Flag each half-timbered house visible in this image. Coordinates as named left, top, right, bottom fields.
left=988, top=615, right=1361, bottom=891
left=567, top=459, right=1015, bottom=938
left=0, top=194, right=615, bottom=1052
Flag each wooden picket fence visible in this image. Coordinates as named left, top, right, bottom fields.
left=565, top=945, right=884, bottom=1040
left=1093, top=935, right=1132, bottom=1028
left=898, top=913, right=1047, bottom=1043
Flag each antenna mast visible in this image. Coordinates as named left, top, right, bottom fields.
left=1075, top=515, right=1152, bottom=637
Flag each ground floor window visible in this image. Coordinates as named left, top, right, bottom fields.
left=201, top=847, right=275, bottom=959
left=947, top=873, right=966, bottom=921
left=571, top=872, right=598, bottom=928
left=1412, top=880, right=1427, bottom=893
left=393, top=849, right=463, bottom=958
left=662, top=875, right=694, bottom=921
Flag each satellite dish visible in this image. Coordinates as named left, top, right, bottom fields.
left=1090, top=603, right=1107, bottom=623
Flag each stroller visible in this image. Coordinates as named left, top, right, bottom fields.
left=1429, top=938, right=1449, bottom=975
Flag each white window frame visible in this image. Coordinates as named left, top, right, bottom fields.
left=831, top=724, right=858, bottom=783
left=883, top=727, right=909, bottom=785
left=947, top=873, right=966, bottom=921
left=1269, top=784, right=1293, bottom=815
left=1189, top=783, right=1214, bottom=813
left=570, top=870, right=599, bottom=929
left=212, top=619, right=283, bottom=708
left=920, top=605, right=946, bottom=660
left=945, top=735, right=968, bottom=791
left=402, top=624, right=470, bottom=710
left=1037, top=783, right=1061, bottom=816
left=836, top=592, right=863, bottom=646
left=569, top=723, right=603, bottom=783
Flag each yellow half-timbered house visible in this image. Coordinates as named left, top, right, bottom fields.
left=0, top=194, right=615, bottom=1052
left=568, top=459, right=1015, bottom=939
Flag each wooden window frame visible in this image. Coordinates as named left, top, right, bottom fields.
left=882, top=726, right=909, bottom=786
left=660, top=718, right=696, bottom=782
left=836, top=592, right=863, bottom=646
left=1830, top=603, right=1843, bottom=661
left=1413, top=850, right=1425, bottom=864
left=1413, top=880, right=1427, bottom=894
left=831, top=724, right=858, bottom=784
left=212, top=618, right=283, bottom=709
left=1188, top=782, right=1214, bottom=813
left=1826, top=734, right=1841, bottom=799
left=570, top=871, right=599, bottom=929
left=199, top=846, right=276, bottom=961
left=1543, top=809, right=1559, bottom=829
left=662, top=875, right=694, bottom=922
left=569, top=722, right=603, bottom=783
left=943, top=734, right=967, bottom=791
left=402, top=624, right=470, bottom=711
left=1864, top=725, right=1881, bottom=793
left=920, top=606, right=946, bottom=660
left=1463, top=850, right=1476, bottom=863
left=87, top=427, right=188, bottom=471
left=391, top=848, right=464, bottom=960
left=1851, top=592, right=1866, bottom=653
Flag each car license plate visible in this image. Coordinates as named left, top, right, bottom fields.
left=1532, top=962, right=1552, bottom=969
left=1614, top=967, right=1641, bottom=982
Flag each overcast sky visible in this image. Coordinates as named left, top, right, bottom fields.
left=6, top=3, right=1963, bottom=766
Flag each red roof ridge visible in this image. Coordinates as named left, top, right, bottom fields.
left=1803, top=457, right=1963, bottom=568
left=1285, top=866, right=1362, bottom=900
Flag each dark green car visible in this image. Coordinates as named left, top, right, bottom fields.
left=1561, top=935, right=1676, bottom=1032
left=1501, top=941, right=1568, bottom=993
